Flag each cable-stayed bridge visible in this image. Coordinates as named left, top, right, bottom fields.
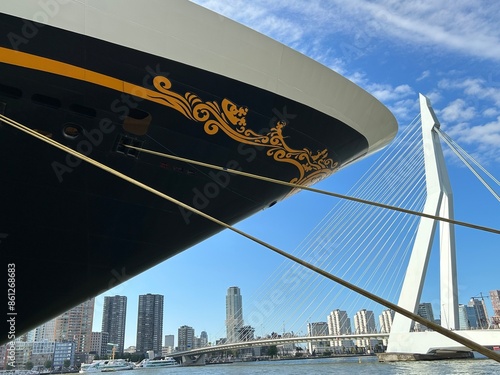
left=172, top=333, right=389, bottom=365
left=5, top=94, right=493, bottom=364
left=174, top=333, right=389, bottom=356
left=167, top=95, right=500, bottom=364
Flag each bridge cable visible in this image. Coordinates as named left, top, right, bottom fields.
left=119, top=144, right=500, bottom=236
left=436, top=128, right=500, bottom=202
left=2, top=113, right=500, bottom=363
left=437, top=128, right=500, bottom=186
left=278, top=114, right=426, bottom=335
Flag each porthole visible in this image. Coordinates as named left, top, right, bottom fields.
left=70, top=103, right=97, bottom=118
left=0, top=83, right=22, bottom=99
left=63, top=124, right=82, bottom=140
left=32, top=94, right=61, bottom=108
left=123, top=108, right=151, bottom=136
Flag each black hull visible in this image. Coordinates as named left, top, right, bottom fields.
left=0, top=12, right=371, bottom=340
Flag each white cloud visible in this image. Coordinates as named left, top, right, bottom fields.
left=445, top=117, right=500, bottom=158
left=191, top=0, right=500, bottom=160
left=388, top=98, right=419, bottom=121
left=191, top=0, right=305, bottom=45
left=483, top=108, right=500, bottom=118
left=425, top=90, right=442, bottom=106
left=365, top=83, right=414, bottom=102
left=417, top=70, right=430, bottom=82
left=439, top=99, right=476, bottom=123
left=193, top=0, right=500, bottom=65
left=433, top=75, right=500, bottom=163
left=331, top=0, right=500, bottom=62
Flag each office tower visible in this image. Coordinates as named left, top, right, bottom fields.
left=178, top=325, right=194, bottom=351
left=327, top=309, right=351, bottom=335
left=417, top=303, right=435, bottom=322
left=490, top=290, right=500, bottom=327
left=136, top=294, right=164, bottom=355
left=354, top=309, right=376, bottom=334
left=53, top=341, right=76, bottom=369
left=54, top=298, right=94, bottom=354
left=199, top=331, right=208, bottom=347
left=468, top=297, right=489, bottom=329
left=226, top=286, right=243, bottom=343
left=102, top=295, right=127, bottom=355
left=458, top=304, right=478, bottom=330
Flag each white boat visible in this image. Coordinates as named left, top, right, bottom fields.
left=137, top=357, right=179, bottom=368
left=79, top=360, right=134, bottom=373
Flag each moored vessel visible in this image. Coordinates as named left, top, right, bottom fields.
left=136, top=357, right=179, bottom=369
left=0, top=0, right=397, bottom=341
left=79, top=360, right=134, bottom=373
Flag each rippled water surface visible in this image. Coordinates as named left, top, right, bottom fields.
left=109, top=356, right=499, bottom=375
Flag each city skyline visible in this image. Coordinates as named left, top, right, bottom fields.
left=11, top=288, right=500, bottom=362
left=91, top=291, right=499, bottom=350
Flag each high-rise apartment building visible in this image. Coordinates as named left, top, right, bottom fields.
left=327, top=309, right=351, bottom=335
left=102, top=295, right=127, bottom=355
left=34, top=318, right=56, bottom=342
left=226, top=286, right=243, bottom=343
left=354, top=309, right=376, bottom=334
left=54, top=298, right=94, bottom=354
left=178, top=325, right=194, bottom=351
left=489, top=290, right=500, bottom=327
left=136, top=294, right=164, bottom=355
left=379, top=309, right=394, bottom=333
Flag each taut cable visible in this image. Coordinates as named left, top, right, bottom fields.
left=124, top=144, right=500, bottom=235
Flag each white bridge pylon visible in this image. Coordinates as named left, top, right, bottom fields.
left=390, top=93, right=458, bottom=337
left=387, top=94, right=498, bottom=355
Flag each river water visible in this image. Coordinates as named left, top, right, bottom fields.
left=113, top=356, right=499, bottom=374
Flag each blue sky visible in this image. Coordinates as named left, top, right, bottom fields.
left=92, top=0, right=500, bottom=348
